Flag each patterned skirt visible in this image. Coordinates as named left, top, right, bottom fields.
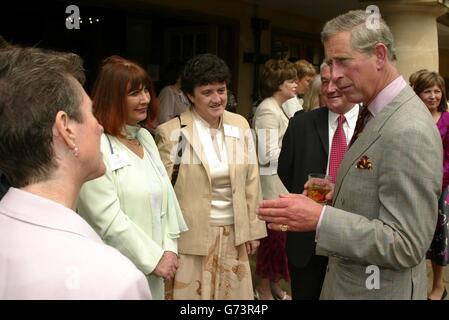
left=165, top=225, right=254, bottom=300
left=427, top=186, right=449, bottom=266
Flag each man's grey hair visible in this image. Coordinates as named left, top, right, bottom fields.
left=321, top=10, right=396, bottom=62
left=320, top=61, right=330, bottom=75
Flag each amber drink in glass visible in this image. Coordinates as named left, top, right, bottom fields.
left=307, top=173, right=331, bottom=203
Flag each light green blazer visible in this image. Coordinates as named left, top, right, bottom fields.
left=77, top=128, right=187, bottom=300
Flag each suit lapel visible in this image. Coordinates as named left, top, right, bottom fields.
left=332, top=122, right=380, bottom=200
left=179, top=109, right=211, bottom=182
left=333, top=86, right=416, bottom=200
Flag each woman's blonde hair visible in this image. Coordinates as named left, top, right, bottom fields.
left=302, top=75, right=322, bottom=112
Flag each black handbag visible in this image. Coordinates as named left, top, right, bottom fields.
left=171, top=115, right=186, bottom=186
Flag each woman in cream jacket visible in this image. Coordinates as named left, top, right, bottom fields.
left=156, top=54, right=266, bottom=300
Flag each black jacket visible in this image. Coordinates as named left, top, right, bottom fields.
left=278, top=107, right=329, bottom=267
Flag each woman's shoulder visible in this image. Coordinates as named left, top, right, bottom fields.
left=436, top=111, right=449, bottom=133
left=137, top=127, right=157, bottom=146
left=155, top=115, right=182, bottom=136
left=158, top=85, right=176, bottom=96
left=256, top=97, right=277, bottom=109
left=441, top=111, right=449, bottom=121
left=223, top=110, right=250, bottom=129
left=100, top=133, right=115, bottom=154
left=254, top=97, right=280, bottom=116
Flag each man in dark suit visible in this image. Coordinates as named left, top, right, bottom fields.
left=278, top=62, right=358, bottom=300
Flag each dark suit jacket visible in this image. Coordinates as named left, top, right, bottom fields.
left=278, top=107, right=329, bottom=268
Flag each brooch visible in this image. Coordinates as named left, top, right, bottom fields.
left=356, top=155, right=373, bottom=170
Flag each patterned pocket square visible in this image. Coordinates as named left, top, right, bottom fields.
left=356, top=155, right=373, bottom=170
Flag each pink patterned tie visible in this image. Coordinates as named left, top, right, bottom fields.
left=329, top=115, right=347, bottom=183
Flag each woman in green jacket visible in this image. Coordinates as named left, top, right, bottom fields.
left=78, top=56, right=187, bottom=300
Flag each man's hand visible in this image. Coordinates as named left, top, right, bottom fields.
left=152, top=251, right=178, bottom=281
left=257, top=193, right=323, bottom=232
left=245, top=240, right=260, bottom=255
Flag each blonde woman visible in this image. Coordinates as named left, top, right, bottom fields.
left=302, top=75, right=322, bottom=112
left=282, top=59, right=316, bottom=117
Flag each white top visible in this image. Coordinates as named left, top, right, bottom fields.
left=0, top=188, right=152, bottom=300
left=192, top=111, right=234, bottom=226
left=281, top=96, right=303, bottom=118
left=326, top=104, right=360, bottom=175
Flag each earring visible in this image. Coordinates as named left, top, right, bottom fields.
left=72, top=144, right=79, bottom=157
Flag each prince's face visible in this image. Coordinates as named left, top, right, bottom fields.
left=324, top=31, right=378, bottom=106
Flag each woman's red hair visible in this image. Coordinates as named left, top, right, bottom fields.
left=91, top=55, right=160, bottom=136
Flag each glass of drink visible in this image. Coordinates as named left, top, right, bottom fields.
left=307, top=173, right=331, bottom=203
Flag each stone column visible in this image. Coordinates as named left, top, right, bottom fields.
left=362, top=0, right=447, bottom=81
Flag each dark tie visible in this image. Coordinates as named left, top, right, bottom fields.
left=348, top=105, right=371, bottom=148
left=329, top=115, right=347, bottom=183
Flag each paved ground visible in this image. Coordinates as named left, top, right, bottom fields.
left=427, top=260, right=449, bottom=300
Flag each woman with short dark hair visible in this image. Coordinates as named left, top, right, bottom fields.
left=156, top=53, right=266, bottom=300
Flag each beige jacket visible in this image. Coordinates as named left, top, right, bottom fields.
left=253, top=97, right=289, bottom=199
left=155, top=108, right=267, bottom=255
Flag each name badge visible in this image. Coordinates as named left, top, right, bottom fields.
left=223, top=124, right=240, bottom=138
left=109, top=151, right=131, bottom=171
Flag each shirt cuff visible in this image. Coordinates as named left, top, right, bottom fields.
left=315, top=205, right=327, bottom=242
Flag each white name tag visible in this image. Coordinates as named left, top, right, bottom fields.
left=109, top=151, right=131, bottom=171
left=223, top=124, right=240, bottom=138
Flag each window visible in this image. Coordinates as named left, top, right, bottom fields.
left=271, top=30, right=323, bottom=68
